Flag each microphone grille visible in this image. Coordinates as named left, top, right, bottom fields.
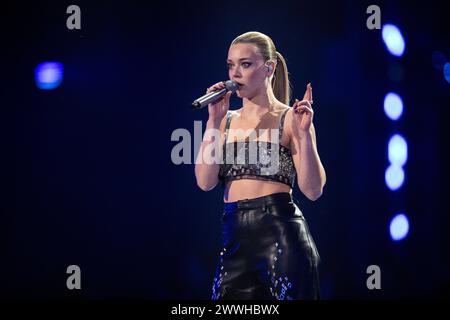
left=225, top=80, right=239, bottom=93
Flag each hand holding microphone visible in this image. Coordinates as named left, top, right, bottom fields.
left=191, top=80, right=238, bottom=122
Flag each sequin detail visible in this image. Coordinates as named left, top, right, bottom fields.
left=211, top=247, right=227, bottom=300
left=218, top=109, right=296, bottom=187
left=268, top=242, right=293, bottom=300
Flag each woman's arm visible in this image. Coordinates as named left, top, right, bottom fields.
left=195, top=81, right=232, bottom=191
left=286, top=83, right=326, bottom=200
left=289, top=120, right=326, bottom=201
left=194, top=116, right=226, bottom=191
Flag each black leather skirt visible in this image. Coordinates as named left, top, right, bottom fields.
left=211, top=192, right=320, bottom=300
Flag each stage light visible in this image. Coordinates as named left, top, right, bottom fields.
left=444, top=63, right=450, bottom=84
left=385, top=164, right=405, bottom=191
left=35, top=62, right=63, bottom=90
left=389, top=213, right=409, bottom=241
left=382, top=24, right=405, bottom=57
left=384, top=92, right=403, bottom=120
left=388, top=134, right=408, bottom=166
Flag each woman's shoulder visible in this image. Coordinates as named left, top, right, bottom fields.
left=272, top=103, right=291, bottom=117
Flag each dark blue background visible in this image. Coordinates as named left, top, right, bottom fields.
left=4, top=0, right=450, bottom=299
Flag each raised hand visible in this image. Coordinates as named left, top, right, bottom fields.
left=292, top=83, right=314, bottom=138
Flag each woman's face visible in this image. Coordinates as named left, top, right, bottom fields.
left=227, top=43, right=268, bottom=99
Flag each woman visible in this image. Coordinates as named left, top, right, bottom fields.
left=195, top=31, right=326, bottom=300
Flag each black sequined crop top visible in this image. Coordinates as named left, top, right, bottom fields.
left=218, top=108, right=296, bottom=187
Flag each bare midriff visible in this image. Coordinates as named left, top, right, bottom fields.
left=223, top=179, right=291, bottom=203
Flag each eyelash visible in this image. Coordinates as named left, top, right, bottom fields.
left=227, top=62, right=252, bottom=69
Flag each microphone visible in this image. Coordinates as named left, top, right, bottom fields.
left=191, top=80, right=239, bottom=109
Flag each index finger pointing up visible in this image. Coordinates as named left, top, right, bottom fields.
left=303, top=83, right=313, bottom=103
left=302, top=83, right=313, bottom=104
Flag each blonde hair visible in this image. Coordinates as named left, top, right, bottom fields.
left=231, top=31, right=291, bottom=105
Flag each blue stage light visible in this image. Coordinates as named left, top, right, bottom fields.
left=384, top=92, right=403, bottom=120
left=389, top=213, right=409, bottom=241
left=35, top=62, right=63, bottom=90
left=444, top=63, right=450, bottom=84
left=388, top=134, right=408, bottom=166
left=382, top=24, right=405, bottom=57
left=385, top=164, right=405, bottom=191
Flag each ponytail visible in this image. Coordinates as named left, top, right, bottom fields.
left=272, top=51, right=291, bottom=105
